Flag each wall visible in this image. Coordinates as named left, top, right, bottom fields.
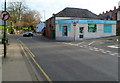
left=84, top=24, right=116, bottom=39
left=117, top=21, right=120, bottom=35
left=117, top=10, right=120, bottom=21
left=45, top=17, right=55, bottom=38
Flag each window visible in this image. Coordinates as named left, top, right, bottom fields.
left=62, top=26, right=68, bottom=36
left=79, top=27, right=84, bottom=33
left=79, top=35, right=83, bottom=38
left=104, top=25, right=112, bottom=33
left=88, top=24, right=97, bottom=33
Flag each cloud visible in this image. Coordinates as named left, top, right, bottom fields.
left=1, top=0, right=119, bottom=21
left=26, top=0, right=119, bottom=21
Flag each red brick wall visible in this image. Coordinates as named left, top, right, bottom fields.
left=45, top=17, right=55, bottom=38
left=117, top=21, right=120, bottom=35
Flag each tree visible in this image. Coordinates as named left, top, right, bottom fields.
left=7, top=1, right=28, bottom=29
left=22, top=10, right=41, bottom=28
left=7, top=0, right=41, bottom=31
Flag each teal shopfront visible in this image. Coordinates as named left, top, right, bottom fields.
left=55, top=19, right=116, bottom=41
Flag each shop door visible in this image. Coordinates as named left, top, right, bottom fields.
left=79, top=27, right=84, bottom=38
left=62, top=26, right=68, bottom=36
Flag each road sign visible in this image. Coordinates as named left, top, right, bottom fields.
left=1, top=11, right=10, bottom=21
left=73, top=22, right=77, bottom=26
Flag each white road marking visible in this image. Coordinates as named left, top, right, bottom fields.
left=89, top=48, right=94, bottom=50
left=93, top=47, right=98, bottom=50
left=94, top=49, right=99, bottom=51
left=61, top=41, right=118, bottom=57
left=88, top=41, right=95, bottom=45
left=99, top=49, right=107, bottom=53
left=79, top=46, right=83, bottom=47
left=83, top=45, right=88, bottom=48
left=108, top=45, right=120, bottom=48
left=77, top=42, right=84, bottom=45
left=63, top=43, right=78, bottom=46
left=99, top=49, right=104, bottom=51
left=56, top=42, right=61, bottom=43
left=105, top=51, right=111, bottom=53
left=109, top=53, right=118, bottom=56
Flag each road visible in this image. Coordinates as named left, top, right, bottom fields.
left=8, top=34, right=119, bottom=82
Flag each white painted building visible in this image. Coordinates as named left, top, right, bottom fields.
left=55, top=19, right=116, bottom=41
left=46, top=7, right=117, bottom=41
left=36, top=22, right=45, bottom=33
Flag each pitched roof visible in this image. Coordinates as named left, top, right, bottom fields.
left=55, top=7, right=100, bottom=19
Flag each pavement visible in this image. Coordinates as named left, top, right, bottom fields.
left=2, top=39, right=35, bottom=82
left=0, top=44, right=2, bottom=83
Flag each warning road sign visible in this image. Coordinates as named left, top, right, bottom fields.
left=1, top=11, right=10, bottom=21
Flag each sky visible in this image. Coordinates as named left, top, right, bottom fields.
left=0, top=0, right=120, bottom=21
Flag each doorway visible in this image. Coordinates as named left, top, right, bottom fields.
left=62, top=26, right=68, bottom=36
left=79, top=27, right=84, bottom=38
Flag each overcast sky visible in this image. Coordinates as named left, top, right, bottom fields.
left=0, top=0, right=120, bottom=21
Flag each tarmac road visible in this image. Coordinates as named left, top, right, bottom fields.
left=8, top=34, right=119, bottom=82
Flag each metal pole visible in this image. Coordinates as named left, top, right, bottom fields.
left=4, top=0, right=6, bottom=58
left=74, top=26, right=76, bottom=41
left=43, top=10, right=45, bottom=21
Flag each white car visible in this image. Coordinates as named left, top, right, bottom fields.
left=23, top=32, right=33, bottom=37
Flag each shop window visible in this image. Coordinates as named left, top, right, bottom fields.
left=79, top=27, right=84, bottom=33
left=88, top=24, right=97, bottom=33
left=104, top=25, right=112, bottom=33
left=79, top=35, right=83, bottom=38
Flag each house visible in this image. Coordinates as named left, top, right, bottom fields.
left=98, top=6, right=118, bottom=20
left=45, top=7, right=116, bottom=41
left=36, top=22, right=45, bottom=33
left=99, top=4, right=120, bottom=36
left=117, top=6, right=120, bottom=35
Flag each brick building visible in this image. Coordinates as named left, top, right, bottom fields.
left=99, top=6, right=119, bottom=20
left=117, top=6, right=120, bottom=35
left=99, top=6, right=120, bottom=35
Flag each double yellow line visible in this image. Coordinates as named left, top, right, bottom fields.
left=19, top=40, right=52, bottom=83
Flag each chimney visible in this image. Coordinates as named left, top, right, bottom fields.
left=52, top=13, right=56, bottom=17
left=109, top=10, right=112, bottom=12
left=106, top=11, right=108, bottom=13
left=114, top=6, right=116, bottom=10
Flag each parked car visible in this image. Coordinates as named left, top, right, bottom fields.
left=23, top=32, right=33, bottom=37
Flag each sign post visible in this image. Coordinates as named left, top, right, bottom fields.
left=73, top=22, right=77, bottom=41
left=2, top=0, right=10, bottom=58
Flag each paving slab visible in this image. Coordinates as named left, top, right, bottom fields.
left=2, top=39, right=33, bottom=81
